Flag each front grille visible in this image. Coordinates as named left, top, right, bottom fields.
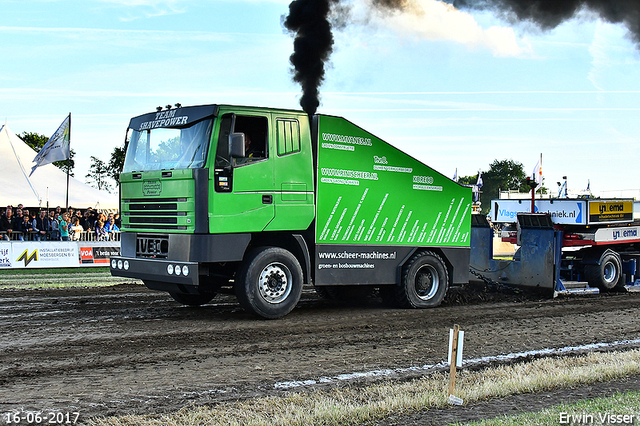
left=130, top=217, right=177, bottom=224
left=124, top=197, right=190, bottom=231
left=136, top=233, right=169, bottom=259
left=130, top=203, right=178, bottom=210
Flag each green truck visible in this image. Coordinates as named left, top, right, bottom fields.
left=110, top=104, right=472, bottom=318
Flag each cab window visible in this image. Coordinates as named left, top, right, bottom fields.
left=214, top=114, right=268, bottom=167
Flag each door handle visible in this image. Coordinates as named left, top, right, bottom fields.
left=262, top=195, right=273, bottom=204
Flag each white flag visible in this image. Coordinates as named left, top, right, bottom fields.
left=30, top=114, right=71, bottom=176
left=558, top=181, right=567, bottom=198
left=532, top=154, right=542, bottom=185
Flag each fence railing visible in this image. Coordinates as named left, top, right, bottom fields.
left=0, top=230, right=121, bottom=242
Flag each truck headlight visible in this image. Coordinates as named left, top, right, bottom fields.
left=123, top=260, right=130, bottom=271
left=167, top=264, right=174, bottom=275
left=181, top=265, right=189, bottom=276
left=117, top=260, right=123, bottom=270
left=175, top=265, right=181, bottom=276
left=111, top=259, right=117, bottom=269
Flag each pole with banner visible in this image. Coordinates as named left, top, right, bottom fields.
left=65, top=113, right=71, bottom=209
left=30, top=114, right=71, bottom=181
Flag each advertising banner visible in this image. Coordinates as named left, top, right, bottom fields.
left=0, top=241, right=119, bottom=269
left=315, top=245, right=414, bottom=285
left=594, top=226, right=640, bottom=243
left=491, top=199, right=586, bottom=225
left=588, top=200, right=634, bottom=224
left=491, top=199, right=635, bottom=225
left=0, top=242, right=78, bottom=269
left=315, top=115, right=472, bottom=248
left=79, top=244, right=121, bottom=265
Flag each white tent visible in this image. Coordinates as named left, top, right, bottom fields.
left=0, top=124, right=119, bottom=210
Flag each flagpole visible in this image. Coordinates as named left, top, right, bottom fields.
left=539, top=153, right=542, bottom=194
left=65, top=113, right=71, bottom=210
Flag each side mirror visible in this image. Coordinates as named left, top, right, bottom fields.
left=229, top=133, right=245, bottom=158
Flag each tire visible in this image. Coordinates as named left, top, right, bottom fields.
left=169, top=291, right=216, bottom=306
left=395, top=251, right=449, bottom=308
left=235, top=247, right=303, bottom=319
left=584, top=250, right=622, bottom=291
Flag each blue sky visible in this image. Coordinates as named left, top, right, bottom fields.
left=2, top=0, right=640, bottom=200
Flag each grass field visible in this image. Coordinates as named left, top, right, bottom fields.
left=459, top=391, right=640, bottom=426
left=85, top=349, right=640, bottom=426
left=0, top=267, right=140, bottom=289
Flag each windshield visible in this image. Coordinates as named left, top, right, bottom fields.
left=123, top=118, right=213, bottom=172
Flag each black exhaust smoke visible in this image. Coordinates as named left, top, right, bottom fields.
left=283, top=0, right=640, bottom=115
left=283, top=0, right=339, bottom=116
left=452, top=0, right=640, bottom=43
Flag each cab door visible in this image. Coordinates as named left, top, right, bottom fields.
left=211, top=112, right=275, bottom=233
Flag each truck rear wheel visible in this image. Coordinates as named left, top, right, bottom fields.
left=395, top=251, right=449, bottom=308
left=235, top=247, right=303, bottom=319
left=584, top=250, right=622, bottom=291
left=169, top=291, right=216, bottom=306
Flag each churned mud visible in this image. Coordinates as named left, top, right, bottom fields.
left=0, top=282, right=639, bottom=423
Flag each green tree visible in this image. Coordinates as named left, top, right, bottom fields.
left=479, top=159, right=529, bottom=213
left=108, top=144, right=126, bottom=184
left=85, top=156, right=112, bottom=193
left=457, top=175, right=478, bottom=186
left=19, top=131, right=76, bottom=176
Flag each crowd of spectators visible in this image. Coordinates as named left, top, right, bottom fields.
left=0, top=204, right=120, bottom=242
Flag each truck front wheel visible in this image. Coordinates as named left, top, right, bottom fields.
left=395, top=251, right=449, bottom=308
left=584, top=250, right=622, bottom=291
left=236, top=247, right=303, bottom=319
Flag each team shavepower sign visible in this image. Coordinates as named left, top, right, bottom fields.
left=315, top=115, right=472, bottom=248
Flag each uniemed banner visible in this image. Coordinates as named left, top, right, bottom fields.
left=588, top=200, right=634, bottom=224
left=315, top=115, right=472, bottom=248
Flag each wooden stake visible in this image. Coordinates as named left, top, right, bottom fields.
left=448, top=324, right=460, bottom=396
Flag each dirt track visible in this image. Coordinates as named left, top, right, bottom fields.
left=1, top=282, right=640, bottom=422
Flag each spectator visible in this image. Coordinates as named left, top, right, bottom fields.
left=95, top=220, right=107, bottom=241
left=104, top=217, right=119, bottom=240
left=80, top=210, right=92, bottom=231
left=49, top=211, right=60, bottom=241
left=34, top=210, right=50, bottom=241
left=59, top=212, right=70, bottom=241
left=114, top=212, right=121, bottom=229
left=12, top=208, right=23, bottom=237
left=0, top=207, right=13, bottom=241
left=69, top=216, right=84, bottom=241
left=88, top=208, right=99, bottom=231
left=19, top=214, right=35, bottom=241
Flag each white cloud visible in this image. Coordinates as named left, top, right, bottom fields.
left=588, top=21, right=612, bottom=91
left=359, top=0, right=529, bottom=57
